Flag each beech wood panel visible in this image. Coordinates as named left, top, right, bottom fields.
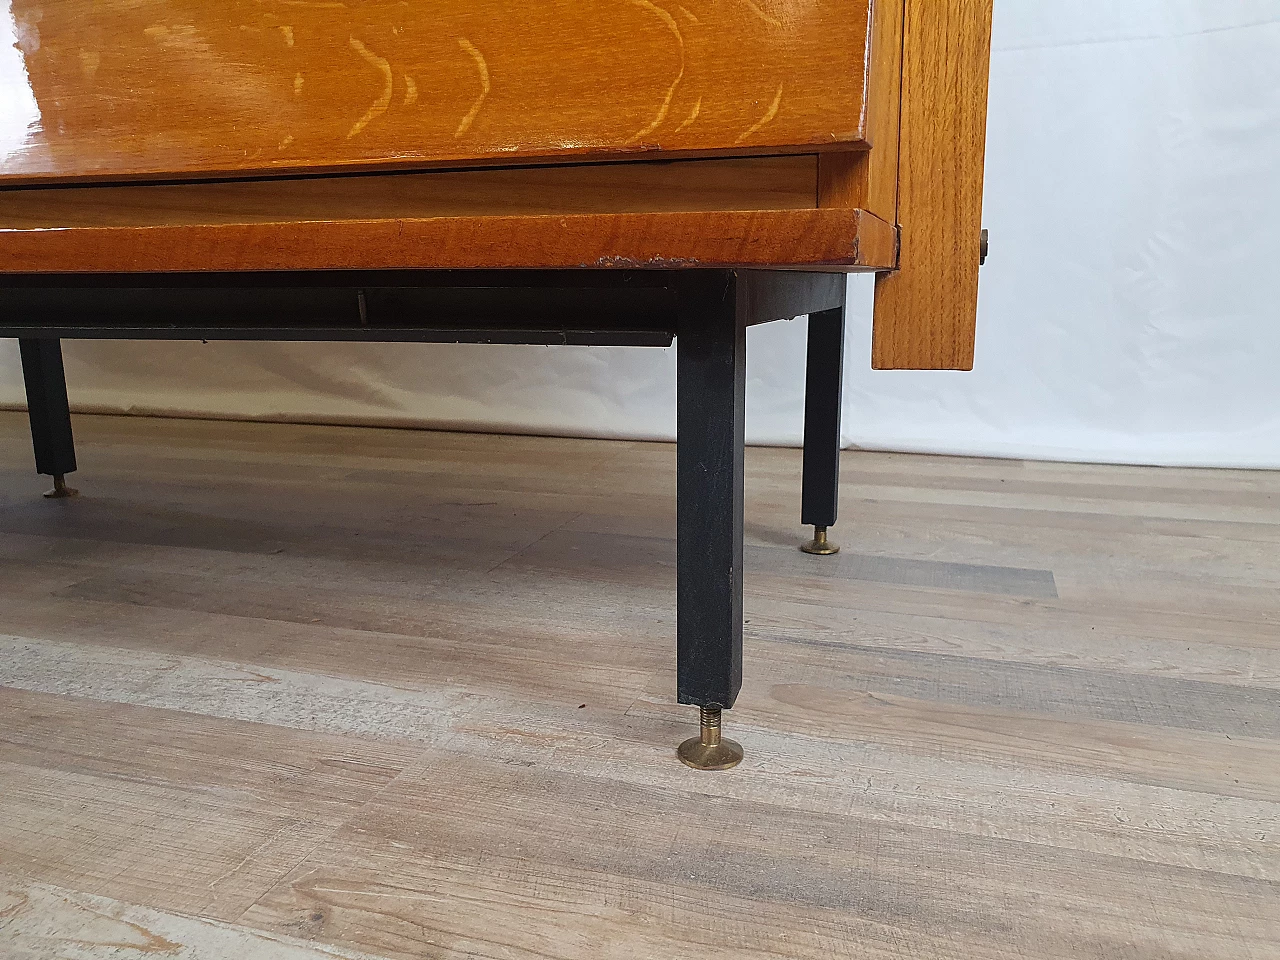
left=1, top=0, right=872, bottom=184
left=0, top=158, right=818, bottom=229
left=871, top=0, right=993, bottom=370
left=0, top=207, right=897, bottom=274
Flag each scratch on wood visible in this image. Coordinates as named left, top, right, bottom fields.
left=347, top=38, right=394, bottom=138
left=207, top=819, right=296, bottom=892
left=625, top=0, right=685, bottom=143
left=307, top=886, right=448, bottom=903
left=298, top=876, right=450, bottom=905
left=737, top=83, right=783, bottom=143
left=403, top=74, right=418, bottom=106
left=594, top=254, right=704, bottom=268
left=455, top=39, right=490, bottom=137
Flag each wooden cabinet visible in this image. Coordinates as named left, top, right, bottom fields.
left=0, top=0, right=995, bottom=370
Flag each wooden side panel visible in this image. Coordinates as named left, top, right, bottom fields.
left=870, top=0, right=993, bottom=371
left=817, top=0, right=906, bottom=222
left=1, top=0, right=871, bottom=184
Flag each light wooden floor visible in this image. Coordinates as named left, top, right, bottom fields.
left=1, top=410, right=1277, bottom=960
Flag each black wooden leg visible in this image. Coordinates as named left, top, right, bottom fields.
left=800, top=300, right=846, bottom=556
left=675, top=273, right=745, bottom=770
left=19, top=338, right=79, bottom=499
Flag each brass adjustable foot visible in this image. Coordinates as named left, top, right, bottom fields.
left=43, top=475, right=79, bottom=499
left=800, top=525, right=839, bottom=556
left=677, top=706, right=743, bottom=771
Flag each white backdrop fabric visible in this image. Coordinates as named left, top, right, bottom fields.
left=3, top=1, right=1279, bottom=467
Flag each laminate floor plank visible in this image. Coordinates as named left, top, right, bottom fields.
left=238, top=753, right=1277, bottom=960
left=8, top=630, right=1275, bottom=891
left=0, top=411, right=1277, bottom=959
left=0, top=688, right=421, bottom=923
left=0, top=873, right=388, bottom=959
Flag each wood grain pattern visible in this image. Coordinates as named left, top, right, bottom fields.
left=0, top=158, right=820, bottom=229
left=817, top=0, right=905, bottom=222
left=0, top=684, right=421, bottom=922
left=871, top=0, right=993, bottom=370
left=1, top=411, right=1279, bottom=959
left=1, top=0, right=871, bottom=184
left=0, top=206, right=897, bottom=273
left=0, top=876, right=388, bottom=959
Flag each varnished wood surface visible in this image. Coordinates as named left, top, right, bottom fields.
left=871, top=0, right=993, bottom=370
left=817, top=0, right=905, bottom=222
left=0, top=206, right=897, bottom=273
left=0, top=158, right=819, bottom=229
left=1, top=0, right=871, bottom=184
left=0, top=154, right=900, bottom=273
left=1, top=411, right=1278, bottom=958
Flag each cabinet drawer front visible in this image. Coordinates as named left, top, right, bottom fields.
left=1, top=0, right=871, bottom=184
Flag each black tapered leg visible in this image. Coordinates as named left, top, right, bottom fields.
left=674, top=273, right=746, bottom=769
left=800, top=300, right=846, bottom=555
left=19, top=338, right=78, bottom=497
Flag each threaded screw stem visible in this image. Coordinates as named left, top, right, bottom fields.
left=700, top=706, right=722, bottom=747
